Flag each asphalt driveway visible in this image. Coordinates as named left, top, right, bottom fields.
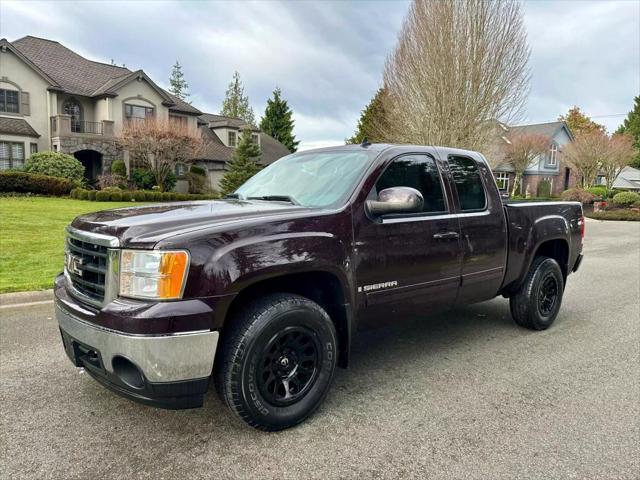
left=1, top=219, right=639, bottom=479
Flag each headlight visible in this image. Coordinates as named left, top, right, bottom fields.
left=119, top=250, right=189, bottom=300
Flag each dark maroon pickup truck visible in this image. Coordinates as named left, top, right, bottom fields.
left=55, top=144, right=584, bottom=430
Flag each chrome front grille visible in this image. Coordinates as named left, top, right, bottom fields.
left=65, top=227, right=120, bottom=307
left=66, top=237, right=108, bottom=302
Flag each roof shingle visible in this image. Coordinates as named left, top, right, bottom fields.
left=10, top=36, right=201, bottom=115
left=0, top=117, right=40, bottom=137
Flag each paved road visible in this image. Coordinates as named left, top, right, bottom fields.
left=1, top=219, right=639, bottom=479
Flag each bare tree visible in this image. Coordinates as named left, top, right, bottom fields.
left=382, top=0, right=530, bottom=152
left=600, top=134, right=636, bottom=191
left=563, top=132, right=609, bottom=188
left=503, top=133, right=549, bottom=197
left=119, top=119, right=205, bottom=191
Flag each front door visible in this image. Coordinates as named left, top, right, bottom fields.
left=353, top=153, right=462, bottom=327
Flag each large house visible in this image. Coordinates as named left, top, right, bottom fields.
left=489, top=121, right=578, bottom=196
left=0, top=36, right=289, bottom=190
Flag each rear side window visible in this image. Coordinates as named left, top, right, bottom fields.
left=448, top=155, right=486, bottom=211
left=375, top=154, right=446, bottom=213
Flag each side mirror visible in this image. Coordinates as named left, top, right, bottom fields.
left=366, top=187, right=424, bottom=216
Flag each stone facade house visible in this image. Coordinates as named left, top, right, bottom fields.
left=489, top=121, right=578, bottom=197
left=0, top=36, right=291, bottom=190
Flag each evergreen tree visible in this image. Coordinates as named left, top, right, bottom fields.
left=616, top=96, right=640, bottom=169
left=259, top=87, right=299, bottom=153
left=220, top=71, right=255, bottom=125
left=558, top=106, right=606, bottom=137
left=347, top=88, right=390, bottom=144
left=168, top=60, right=190, bottom=102
left=220, top=128, right=261, bottom=195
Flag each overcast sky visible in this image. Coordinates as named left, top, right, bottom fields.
left=1, top=0, right=638, bottom=150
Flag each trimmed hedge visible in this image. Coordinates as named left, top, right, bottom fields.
left=612, top=191, right=640, bottom=207
left=586, top=186, right=608, bottom=199
left=0, top=171, right=76, bottom=196
left=69, top=188, right=219, bottom=202
left=586, top=209, right=640, bottom=221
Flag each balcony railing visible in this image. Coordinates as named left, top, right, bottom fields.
left=50, top=115, right=114, bottom=137
left=71, top=120, right=103, bottom=135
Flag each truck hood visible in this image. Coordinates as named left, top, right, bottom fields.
left=71, top=200, right=312, bottom=248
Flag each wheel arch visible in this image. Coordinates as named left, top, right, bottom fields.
left=216, top=270, right=353, bottom=368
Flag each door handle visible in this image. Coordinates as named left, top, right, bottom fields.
left=433, top=231, right=459, bottom=240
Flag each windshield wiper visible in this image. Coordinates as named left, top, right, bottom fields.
left=247, top=195, right=300, bottom=205
left=224, top=193, right=245, bottom=200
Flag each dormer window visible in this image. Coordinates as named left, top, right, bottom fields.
left=228, top=131, right=237, bottom=147
left=251, top=133, right=259, bottom=145
left=0, top=89, right=19, bottom=113
left=548, top=143, right=558, bottom=167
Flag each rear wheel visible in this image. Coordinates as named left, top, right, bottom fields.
left=216, top=293, right=337, bottom=431
left=510, top=256, right=564, bottom=330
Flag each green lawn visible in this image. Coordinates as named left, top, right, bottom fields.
left=0, top=197, right=140, bottom=293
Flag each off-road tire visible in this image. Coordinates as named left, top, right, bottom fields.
left=510, top=256, right=564, bottom=330
left=215, top=293, right=337, bottom=431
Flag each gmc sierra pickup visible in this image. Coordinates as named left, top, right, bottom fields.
left=55, top=143, right=584, bottom=430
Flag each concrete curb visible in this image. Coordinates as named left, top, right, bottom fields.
left=0, top=289, right=53, bottom=308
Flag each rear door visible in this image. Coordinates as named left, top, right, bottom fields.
left=353, top=152, right=463, bottom=325
left=443, top=153, right=508, bottom=305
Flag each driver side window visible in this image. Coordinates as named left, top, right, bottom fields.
left=375, top=154, right=446, bottom=213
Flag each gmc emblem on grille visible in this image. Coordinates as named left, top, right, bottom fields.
left=66, top=253, right=84, bottom=276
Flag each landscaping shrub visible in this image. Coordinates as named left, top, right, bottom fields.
left=87, top=190, right=97, bottom=201
left=131, top=168, right=156, bottom=190
left=162, top=192, right=174, bottom=201
left=561, top=188, right=595, bottom=204
left=612, top=191, right=640, bottom=207
left=536, top=180, right=551, bottom=198
left=97, top=173, right=127, bottom=190
left=586, top=210, right=640, bottom=221
left=95, top=191, right=111, bottom=201
left=132, top=191, right=147, bottom=202
left=77, top=189, right=89, bottom=200
left=586, top=186, right=608, bottom=199
left=150, top=191, right=161, bottom=201
left=109, top=192, right=122, bottom=202
left=163, top=171, right=177, bottom=192
left=24, top=151, right=84, bottom=182
left=111, top=160, right=127, bottom=177
left=121, top=191, right=132, bottom=202
left=0, top=171, right=76, bottom=196
left=190, top=165, right=206, bottom=176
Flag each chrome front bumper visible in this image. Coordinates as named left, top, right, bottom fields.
left=56, top=302, right=218, bottom=383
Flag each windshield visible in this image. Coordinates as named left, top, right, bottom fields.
left=235, top=150, right=375, bottom=208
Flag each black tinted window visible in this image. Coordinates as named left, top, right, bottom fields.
left=376, top=154, right=446, bottom=213
left=448, top=155, right=486, bottom=211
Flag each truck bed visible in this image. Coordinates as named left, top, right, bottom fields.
left=500, top=201, right=583, bottom=294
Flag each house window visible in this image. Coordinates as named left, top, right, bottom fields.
left=30, top=143, right=38, bottom=155
left=169, top=114, right=187, bottom=127
left=0, top=141, right=25, bottom=170
left=125, top=104, right=154, bottom=121
left=63, top=99, right=82, bottom=132
left=548, top=144, right=558, bottom=167
left=251, top=133, right=259, bottom=144
left=496, top=172, right=509, bottom=191
left=175, top=162, right=188, bottom=177
left=228, top=131, right=237, bottom=147
left=0, top=89, right=20, bottom=113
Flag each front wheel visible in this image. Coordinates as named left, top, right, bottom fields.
left=216, top=293, right=337, bottom=431
left=510, top=256, right=564, bottom=330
